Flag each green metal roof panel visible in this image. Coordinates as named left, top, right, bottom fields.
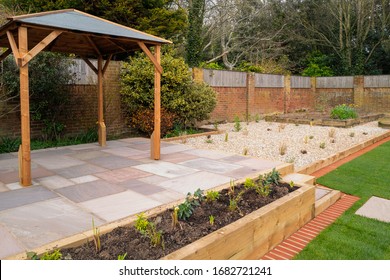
left=14, top=10, right=169, bottom=44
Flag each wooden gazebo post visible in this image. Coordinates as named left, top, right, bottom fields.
left=97, top=55, right=106, bottom=146
left=152, top=45, right=161, bottom=160
left=18, top=26, right=31, bottom=186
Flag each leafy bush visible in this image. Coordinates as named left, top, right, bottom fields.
left=120, top=51, right=217, bottom=130
left=330, top=104, right=358, bottom=120
left=0, top=137, right=21, bottom=153
left=129, top=107, right=177, bottom=136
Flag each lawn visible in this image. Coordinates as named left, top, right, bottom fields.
left=295, top=140, right=390, bottom=260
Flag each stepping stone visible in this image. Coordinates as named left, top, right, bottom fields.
left=355, top=196, right=390, bottom=223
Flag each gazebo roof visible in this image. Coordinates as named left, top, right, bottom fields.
left=0, top=9, right=171, bottom=59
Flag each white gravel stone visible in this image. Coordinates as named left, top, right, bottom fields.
left=172, top=121, right=389, bottom=169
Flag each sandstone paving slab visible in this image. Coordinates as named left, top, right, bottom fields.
left=33, top=155, right=85, bottom=170
left=0, top=171, right=20, bottom=184
left=31, top=148, right=73, bottom=158
left=54, top=163, right=107, bottom=179
left=104, top=140, right=130, bottom=148
left=0, top=186, right=58, bottom=211
left=0, top=153, right=16, bottom=160
left=118, top=137, right=150, bottom=145
left=87, top=155, right=141, bottom=170
left=161, top=144, right=193, bottom=155
left=315, top=188, right=330, bottom=200
left=0, top=198, right=105, bottom=250
left=0, top=223, right=25, bottom=259
left=119, top=179, right=166, bottom=195
left=70, top=175, right=99, bottom=184
left=0, top=182, right=8, bottom=192
left=355, top=196, right=390, bottom=223
left=0, top=158, right=22, bottom=172
left=149, top=189, right=185, bottom=204
left=158, top=171, right=232, bottom=195
left=55, top=180, right=126, bottom=203
left=160, top=152, right=199, bottom=164
left=67, top=143, right=100, bottom=151
left=103, top=147, right=146, bottom=157
left=79, top=190, right=162, bottom=222
left=222, top=166, right=262, bottom=180
left=183, top=149, right=234, bottom=159
left=180, top=158, right=242, bottom=174
left=235, top=158, right=283, bottom=170
left=126, top=143, right=151, bottom=151
left=68, top=150, right=111, bottom=161
left=95, top=167, right=151, bottom=184
left=5, top=182, right=23, bottom=190
left=219, top=155, right=248, bottom=163
left=38, top=175, right=75, bottom=190
left=134, top=161, right=199, bottom=179
left=139, top=175, right=169, bottom=185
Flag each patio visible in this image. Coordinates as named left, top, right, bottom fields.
left=0, top=138, right=287, bottom=259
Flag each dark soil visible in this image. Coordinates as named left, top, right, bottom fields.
left=61, top=182, right=298, bottom=260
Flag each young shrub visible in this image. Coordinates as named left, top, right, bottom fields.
left=40, top=249, right=62, bottom=260
left=171, top=206, right=179, bottom=229
left=233, top=115, right=242, bottom=132
left=320, top=142, right=326, bottom=149
left=254, top=114, right=261, bottom=123
left=146, top=222, right=164, bottom=249
left=244, top=178, right=256, bottom=189
left=134, top=213, right=149, bottom=235
left=224, top=132, right=229, bottom=142
left=349, top=132, right=355, bottom=137
left=117, top=253, right=127, bottom=260
left=243, top=147, right=249, bottom=155
left=303, top=135, right=309, bottom=144
left=263, top=168, right=281, bottom=185
left=205, top=190, right=220, bottom=202
left=256, top=184, right=271, bottom=197
left=328, top=128, right=336, bottom=138
left=209, top=215, right=215, bottom=226
left=330, top=104, right=358, bottom=120
left=121, top=51, right=217, bottom=128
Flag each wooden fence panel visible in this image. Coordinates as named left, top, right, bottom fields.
left=316, top=76, right=353, bottom=88
left=364, top=75, right=390, bottom=88
left=255, top=74, right=284, bottom=88
left=203, top=69, right=247, bottom=87
left=291, top=76, right=311, bottom=89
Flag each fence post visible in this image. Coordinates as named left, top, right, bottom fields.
left=284, top=75, right=291, bottom=113
left=192, top=67, right=204, bottom=82
left=246, top=72, right=255, bottom=121
left=353, top=75, right=364, bottom=109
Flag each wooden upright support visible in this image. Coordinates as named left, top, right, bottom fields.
left=18, top=27, right=32, bottom=186
left=152, top=45, right=161, bottom=160
left=97, top=55, right=106, bottom=146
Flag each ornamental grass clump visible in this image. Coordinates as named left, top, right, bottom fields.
left=330, top=104, right=358, bottom=120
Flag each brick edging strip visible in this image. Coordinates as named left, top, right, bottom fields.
left=260, top=194, right=360, bottom=260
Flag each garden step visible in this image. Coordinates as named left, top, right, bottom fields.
left=282, top=173, right=315, bottom=185
left=314, top=185, right=341, bottom=216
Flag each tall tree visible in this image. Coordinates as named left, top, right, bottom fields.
left=186, top=0, right=205, bottom=66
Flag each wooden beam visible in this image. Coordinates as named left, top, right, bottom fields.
left=137, top=42, right=163, bottom=74
left=6, top=31, right=20, bottom=65
left=0, top=48, right=12, bottom=62
left=21, top=30, right=62, bottom=67
left=97, top=55, right=106, bottom=146
left=106, top=38, right=126, bottom=52
left=18, top=26, right=31, bottom=186
left=86, top=36, right=101, bottom=56
left=81, top=57, right=98, bottom=74
left=152, top=45, right=161, bottom=160
left=102, top=54, right=112, bottom=75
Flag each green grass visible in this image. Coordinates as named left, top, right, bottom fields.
left=295, top=140, right=390, bottom=260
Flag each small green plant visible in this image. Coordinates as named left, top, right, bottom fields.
left=146, top=222, right=164, bottom=248
left=309, top=135, right=314, bottom=139
left=177, top=189, right=204, bottom=220
left=254, top=114, right=261, bottom=123
left=349, top=132, right=355, bottom=137
left=243, top=147, right=249, bottom=155
left=263, top=168, right=281, bottom=185
left=330, top=104, right=358, bottom=120
left=228, top=190, right=244, bottom=212
left=328, top=128, right=336, bottom=138
left=244, top=178, right=256, bottom=189
left=234, top=115, right=242, bottom=132
left=135, top=213, right=149, bottom=235
left=256, top=184, right=271, bottom=197
left=224, top=132, right=229, bottom=142
left=289, top=181, right=295, bottom=189
left=205, top=135, right=213, bottom=143
left=304, top=135, right=309, bottom=144
left=26, top=251, right=40, bottom=260
left=278, top=123, right=286, bottom=132
left=92, top=218, right=101, bottom=253
left=205, top=190, right=220, bottom=202
left=40, top=249, right=62, bottom=260
left=209, top=215, right=215, bottom=226
left=279, top=142, right=287, bottom=155
left=117, top=253, right=127, bottom=260
left=171, top=206, right=179, bottom=229
left=0, top=137, right=21, bottom=153
left=301, top=149, right=308, bottom=154
left=320, top=142, right=326, bottom=149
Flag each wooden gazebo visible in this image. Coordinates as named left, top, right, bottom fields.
left=0, top=9, right=171, bottom=186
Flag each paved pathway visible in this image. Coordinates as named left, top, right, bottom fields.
left=0, top=138, right=286, bottom=259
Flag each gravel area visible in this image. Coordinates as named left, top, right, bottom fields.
left=173, top=121, right=389, bottom=169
